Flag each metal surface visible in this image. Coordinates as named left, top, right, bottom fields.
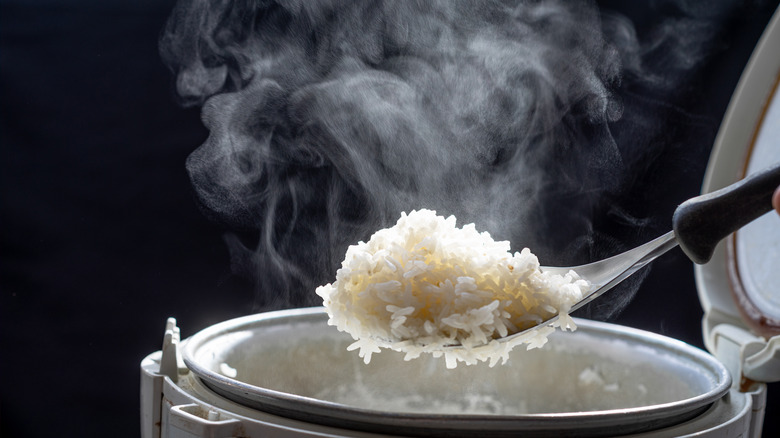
left=541, top=231, right=678, bottom=319
left=182, top=307, right=731, bottom=438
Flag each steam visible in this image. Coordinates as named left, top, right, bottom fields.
left=160, top=0, right=733, bottom=314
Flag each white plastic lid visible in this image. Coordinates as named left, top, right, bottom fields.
left=696, top=6, right=780, bottom=386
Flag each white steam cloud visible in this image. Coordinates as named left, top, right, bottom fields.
left=160, top=0, right=736, bottom=314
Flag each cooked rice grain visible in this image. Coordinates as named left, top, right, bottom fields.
left=316, top=209, right=589, bottom=368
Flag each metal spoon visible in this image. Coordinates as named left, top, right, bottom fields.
left=491, top=162, right=780, bottom=346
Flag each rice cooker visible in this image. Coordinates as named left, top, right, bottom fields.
left=140, top=7, right=780, bottom=438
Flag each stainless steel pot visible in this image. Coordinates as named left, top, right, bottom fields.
left=181, top=307, right=730, bottom=438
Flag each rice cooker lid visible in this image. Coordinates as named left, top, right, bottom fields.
left=696, top=5, right=780, bottom=385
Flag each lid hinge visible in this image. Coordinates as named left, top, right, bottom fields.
left=708, top=320, right=780, bottom=386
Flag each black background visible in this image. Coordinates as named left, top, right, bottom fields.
left=1, top=1, right=779, bottom=437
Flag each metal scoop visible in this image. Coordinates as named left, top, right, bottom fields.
left=496, top=162, right=780, bottom=345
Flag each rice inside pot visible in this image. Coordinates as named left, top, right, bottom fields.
left=316, top=209, right=589, bottom=368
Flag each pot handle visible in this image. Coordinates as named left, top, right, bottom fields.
left=673, top=162, right=780, bottom=264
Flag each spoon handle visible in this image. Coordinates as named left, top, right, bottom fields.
left=673, top=162, right=780, bottom=264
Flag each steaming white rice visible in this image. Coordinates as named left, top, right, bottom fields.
left=316, top=209, right=589, bottom=368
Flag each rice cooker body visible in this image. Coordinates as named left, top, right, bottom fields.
left=141, top=308, right=764, bottom=438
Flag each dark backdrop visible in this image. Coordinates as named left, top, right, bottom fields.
left=1, top=1, right=778, bottom=437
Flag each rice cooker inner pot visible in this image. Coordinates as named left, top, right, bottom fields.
left=182, top=308, right=731, bottom=438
